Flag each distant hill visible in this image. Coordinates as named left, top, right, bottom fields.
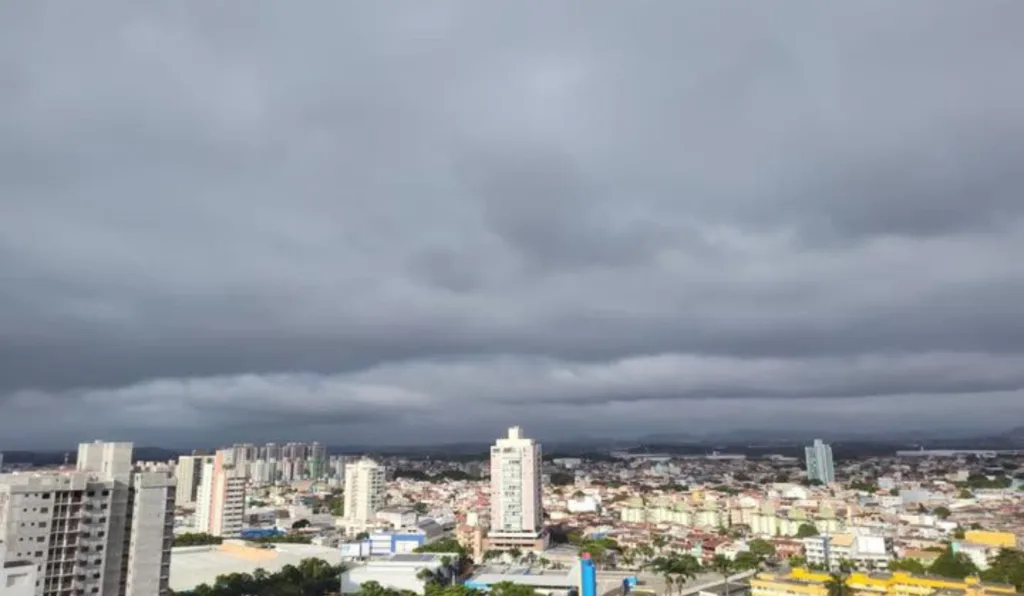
left=1, top=446, right=184, bottom=466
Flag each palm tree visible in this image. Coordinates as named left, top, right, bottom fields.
left=825, top=572, right=851, bottom=596
left=440, top=555, right=456, bottom=585
left=674, top=554, right=702, bottom=594
left=417, top=568, right=437, bottom=584
left=360, top=580, right=392, bottom=596
left=508, top=547, right=523, bottom=562
left=711, top=555, right=735, bottom=596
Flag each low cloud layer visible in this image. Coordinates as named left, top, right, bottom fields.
left=2, top=2, right=1024, bottom=448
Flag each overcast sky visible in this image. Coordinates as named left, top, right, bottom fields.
left=2, top=2, right=1024, bottom=449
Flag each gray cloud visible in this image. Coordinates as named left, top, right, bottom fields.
left=2, top=1, right=1024, bottom=448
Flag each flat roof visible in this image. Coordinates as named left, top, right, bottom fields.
left=170, top=542, right=343, bottom=592
left=467, top=572, right=577, bottom=588
left=390, top=554, right=438, bottom=563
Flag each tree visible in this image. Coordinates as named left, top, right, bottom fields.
left=360, top=580, right=393, bottom=596
left=748, top=539, right=776, bottom=562
left=850, top=481, right=878, bottom=493
left=825, top=572, right=851, bottom=596
left=174, top=557, right=345, bottom=596
left=291, top=518, right=311, bottom=530
left=788, top=555, right=807, bottom=568
left=932, top=506, right=951, bottom=519
left=413, top=502, right=429, bottom=515
left=929, top=547, right=979, bottom=579
left=711, top=555, right=735, bottom=596
left=489, top=581, right=539, bottom=596
left=733, top=551, right=761, bottom=571
left=172, top=532, right=223, bottom=547
left=889, top=558, right=927, bottom=574
left=981, top=549, right=1024, bottom=590
left=418, top=567, right=439, bottom=587
left=796, top=523, right=820, bottom=538
left=652, top=554, right=701, bottom=596
left=415, top=537, right=467, bottom=557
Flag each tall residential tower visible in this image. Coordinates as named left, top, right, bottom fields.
left=343, top=459, right=385, bottom=527
left=194, top=450, right=246, bottom=538
left=805, top=439, right=836, bottom=483
left=0, top=441, right=176, bottom=596
left=486, top=426, right=546, bottom=552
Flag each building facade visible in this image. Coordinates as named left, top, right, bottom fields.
left=344, top=459, right=386, bottom=526
left=486, top=427, right=546, bottom=552
left=802, top=534, right=893, bottom=571
left=0, top=543, right=36, bottom=596
left=805, top=439, right=835, bottom=483
left=0, top=441, right=176, bottom=596
left=194, top=450, right=246, bottom=538
left=173, top=454, right=213, bottom=508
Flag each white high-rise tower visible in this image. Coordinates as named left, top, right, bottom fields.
left=805, top=438, right=835, bottom=483
left=344, top=458, right=385, bottom=526
left=489, top=426, right=543, bottom=542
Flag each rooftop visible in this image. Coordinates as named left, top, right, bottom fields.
left=169, top=541, right=343, bottom=592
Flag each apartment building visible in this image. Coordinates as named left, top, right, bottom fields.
left=485, top=427, right=547, bottom=552
left=194, top=450, right=245, bottom=538
left=0, top=441, right=176, bottom=596
left=344, top=459, right=386, bottom=527
left=805, top=439, right=835, bottom=484
left=802, top=533, right=893, bottom=571
left=173, top=455, right=213, bottom=508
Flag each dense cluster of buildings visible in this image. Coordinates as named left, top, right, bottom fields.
left=6, top=431, right=1024, bottom=596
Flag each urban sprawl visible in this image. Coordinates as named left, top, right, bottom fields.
left=2, top=429, right=1024, bottom=596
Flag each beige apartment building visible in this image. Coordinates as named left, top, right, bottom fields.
left=485, top=427, right=547, bottom=552
left=344, top=458, right=386, bottom=527
left=194, top=450, right=245, bottom=538
left=0, top=441, right=176, bottom=596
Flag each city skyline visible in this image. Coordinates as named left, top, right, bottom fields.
left=4, top=3, right=1024, bottom=446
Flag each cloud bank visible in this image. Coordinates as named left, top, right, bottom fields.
left=2, top=1, right=1024, bottom=447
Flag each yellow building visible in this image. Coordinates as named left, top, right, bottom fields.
left=964, top=531, right=1017, bottom=549
left=751, top=568, right=1015, bottom=596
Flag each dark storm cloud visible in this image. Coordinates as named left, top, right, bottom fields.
left=2, top=1, right=1024, bottom=447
